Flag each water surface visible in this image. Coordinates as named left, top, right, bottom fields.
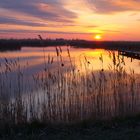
left=0, top=46, right=140, bottom=122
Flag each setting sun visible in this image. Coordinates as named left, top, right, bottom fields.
left=95, top=34, right=102, bottom=40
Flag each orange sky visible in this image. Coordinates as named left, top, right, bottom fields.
left=0, top=0, right=140, bottom=40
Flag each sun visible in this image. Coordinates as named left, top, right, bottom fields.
left=94, top=34, right=102, bottom=40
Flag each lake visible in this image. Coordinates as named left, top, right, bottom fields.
left=0, top=46, right=140, bottom=123
left=0, top=46, right=140, bottom=73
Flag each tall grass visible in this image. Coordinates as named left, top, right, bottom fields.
left=0, top=47, right=139, bottom=126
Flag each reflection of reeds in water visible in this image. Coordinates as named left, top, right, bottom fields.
left=0, top=47, right=140, bottom=126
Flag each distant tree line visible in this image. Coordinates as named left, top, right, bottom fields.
left=0, top=38, right=140, bottom=51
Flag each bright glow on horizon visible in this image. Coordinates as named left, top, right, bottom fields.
left=94, top=34, right=102, bottom=40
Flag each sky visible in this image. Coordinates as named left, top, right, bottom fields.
left=0, top=0, right=140, bottom=40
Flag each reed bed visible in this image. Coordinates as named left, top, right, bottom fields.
left=0, top=47, right=140, bottom=126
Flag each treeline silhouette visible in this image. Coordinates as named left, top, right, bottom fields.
left=0, top=38, right=140, bottom=51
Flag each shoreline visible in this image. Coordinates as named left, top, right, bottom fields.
left=0, top=39, right=140, bottom=52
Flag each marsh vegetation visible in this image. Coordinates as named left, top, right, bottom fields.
left=0, top=46, right=139, bottom=127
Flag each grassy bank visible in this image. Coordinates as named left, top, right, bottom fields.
left=0, top=115, right=140, bottom=140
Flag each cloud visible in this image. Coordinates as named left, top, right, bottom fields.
left=0, top=29, right=93, bottom=35
left=129, top=12, right=139, bottom=16
left=101, top=29, right=120, bottom=33
left=0, top=0, right=77, bottom=24
left=85, top=25, right=98, bottom=28
left=83, top=0, right=140, bottom=14
left=0, top=17, right=46, bottom=26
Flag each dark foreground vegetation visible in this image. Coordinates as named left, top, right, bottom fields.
left=1, top=115, right=140, bottom=140
left=0, top=38, right=140, bottom=51
left=0, top=38, right=140, bottom=139
left=0, top=48, right=140, bottom=139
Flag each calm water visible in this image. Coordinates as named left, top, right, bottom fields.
left=0, top=46, right=140, bottom=122
left=0, top=46, right=140, bottom=101
left=0, top=46, right=140, bottom=74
